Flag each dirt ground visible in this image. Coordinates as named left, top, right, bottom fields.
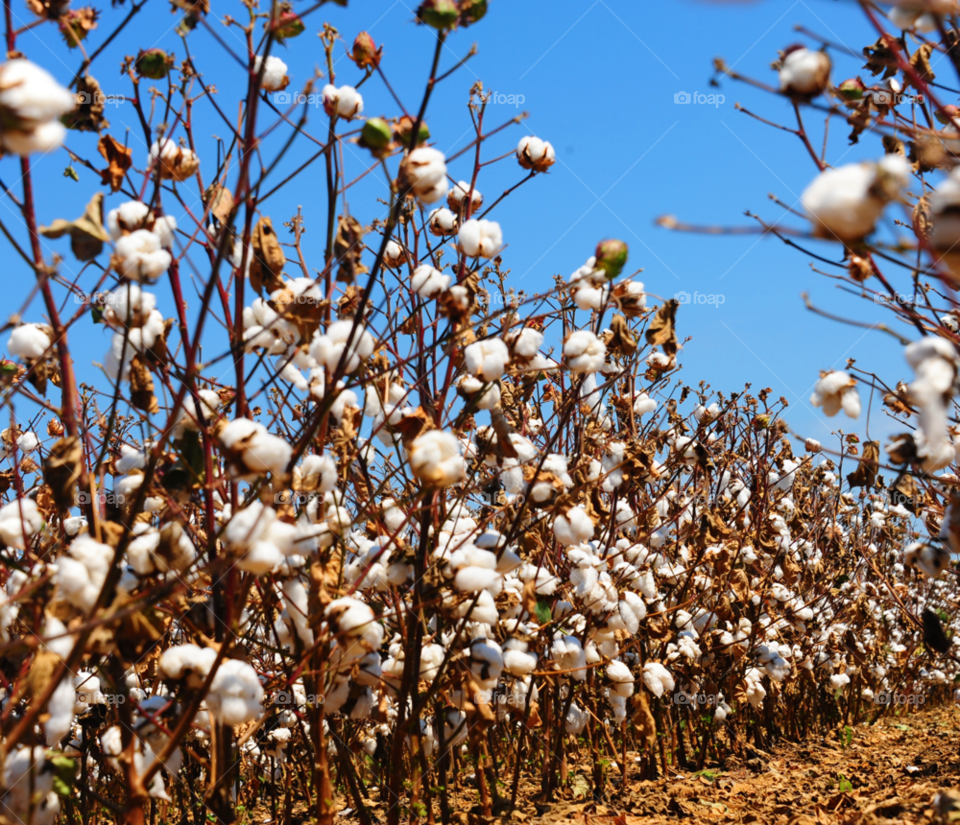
left=503, top=705, right=960, bottom=825
left=331, top=704, right=960, bottom=825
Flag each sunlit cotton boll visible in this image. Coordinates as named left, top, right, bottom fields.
left=464, top=338, right=510, bottom=381
left=0, top=498, right=44, bottom=549
left=458, top=219, right=503, bottom=258
left=8, top=322, right=51, bottom=359
left=564, top=330, right=606, bottom=374
left=428, top=207, right=458, bottom=236
left=810, top=370, right=860, bottom=418
left=56, top=534, right=114, bottom=613
left=309, top=320, right=375, bottom=374
left=205, top=658, right=264, bottom=725
left=517, top=135, right=556, bottom=172
left=906, top=337, right=959, bottom=472
left=220, top=418, right=293, bottom=478
left=409, top=430, right=465, bottom=488
left=801, top=155, right=910, bottom=242
left=255, top=55, right=289, bottom=92
left=149, top=138, right=199, bottom=181
left=321, top=84, right=363, bottom=119
left=554, top=506, right=595, bottom=546
left=642, top=662, right=675, bottom=698
left=114, top=229, right=172, bottom=282
left=411, top=264, right=451, bottom=298
left=402, top=146, right=448, bottom=204
left=778, top=46, right=831, bottom=97
left=447, top=180, right=483, bottom=211
left=0, top=59, right=74, bottom=156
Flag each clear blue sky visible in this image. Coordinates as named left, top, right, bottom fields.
left=6, top=0, right=920, bottom=447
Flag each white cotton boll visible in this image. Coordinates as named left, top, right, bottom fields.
left=906, top=337, right=958, bottom=472
left=458, top=219, right=503, bottom=258
left=220, top=418, right=293, bottom=478
left=642, top=662, right=675, bottom=698
left=326, top=597, right=383, bottom=650
left=801, top=155, right=910, bottom=242
left=409, top=430, right=465, bottom=487
left=300, top=454, right=337, bottom=493
left=2, top=746, right=60, bottom=825
left=255, top=55, right=289, bottom=92
left=428, top=207, right=459, bottom=236
left=282, top=578, right=314, bottom=647
left=0, top=498, right=44, bottom=549
left=56, top=534, right=113, bottom=613
left=383, top=239, right=405, bottom=267
left=554, top=507, right=594, bottom=546
left=633, top=392, right=656, bottom=417
left=309, top=320, right=375, bottom=374
left=810, top=370, right=860, bottom=419
left=115, top=444, right=146, bottom=474
left=564, top=330, right=606, bottom=374
left=565, top=703, right=588, bottom=734
left=454, top=566, right=500, bottom=592
left=402, top=147, right=448, bottom=205
left=7, top=323, right=51, bottom=359
left=411, top=264, right=451, bottom=298
left=0, top=59, right=74, bottom=157
left=448, top=180, right=482, bottom=211
left=45, top=679, right=76, bottom=745
left=572, top=284, right=609, bottom=311
left=321, top=84, right=362, bottom=119
left=114, top=229, right=172, bottom=282
left=503, top=648, right=538, bottom=676
left=517, top=135, right=556, bottom=171
left=778, top=47, right=830, bottom=96
left=506, top=327, right=544, bottom=361
left=464, top=338, right=510, bottom=381
left=279, top=361, right=308, bottom=392
left=457, top=375, right=500, bottom=410
left=107, top=201, right=152, bottom=240
left=607, top=660, right=635, bottom=697
left=158, top=644, right=217, bottom=687
left=206, top=658, right=264, bottom=725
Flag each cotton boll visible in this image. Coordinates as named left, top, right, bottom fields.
left=564, top=330, right=606, bottom=374
left=255, top=55, right=289, bottom=92
left=411, top=265, right=451, bottom=298
left=565, top=702, right=588, bottom=734
left=114, top=229, right=172, bottom=282
left=801, top=155, right=910, bottom=242
left=458, top=219, right=503, bottom=258
left=220, top=418, right=293, bottom=478
left=503, top=646, right=538, bottom=676
left=299, top=454, right=338, bottom=493
left=56, top=534, right=113, bottom=613
left=428, top=207, right=458, bottom=236
left=810, top=370, right=860, bottom=419
left=0, top=59, right=74, bottom=157
left=905, top=338, right=958, bottom=472
left=206, top=658, right=264, bottom=725
left=554, top=507, right=594, bottom=546
left=447, top=180, right=483, bottom=212
left=464, top=338, right=510, bottom=381
left=778, top=46, right=831, bottom=97
left=642, top=662, right=675, bottom=698
left=309, top=320, right=375, bottom=374
left=7, top=322, right=51, bottom=359
left=0, top=498, right=44, bottom=549
left=401, top=147, right=448, bottom=205
left=409, top=430, right=465, bottom=487
left=2, top=747, right=60, bottom=825
left=322, top=84, right=363, bottom=119
left=149, top=139, right=200, bottom=181
left=517, top=135, right=556, bottom=172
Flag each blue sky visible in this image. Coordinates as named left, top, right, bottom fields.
left=4, top=0, right=929, bottom=447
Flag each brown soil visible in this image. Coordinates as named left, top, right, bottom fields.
left=332, top=705, right=960, bottom=825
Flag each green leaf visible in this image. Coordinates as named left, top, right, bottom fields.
left=63, top=166, right=79, bottom=182
left=535, top=599, right=552, bottom=624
